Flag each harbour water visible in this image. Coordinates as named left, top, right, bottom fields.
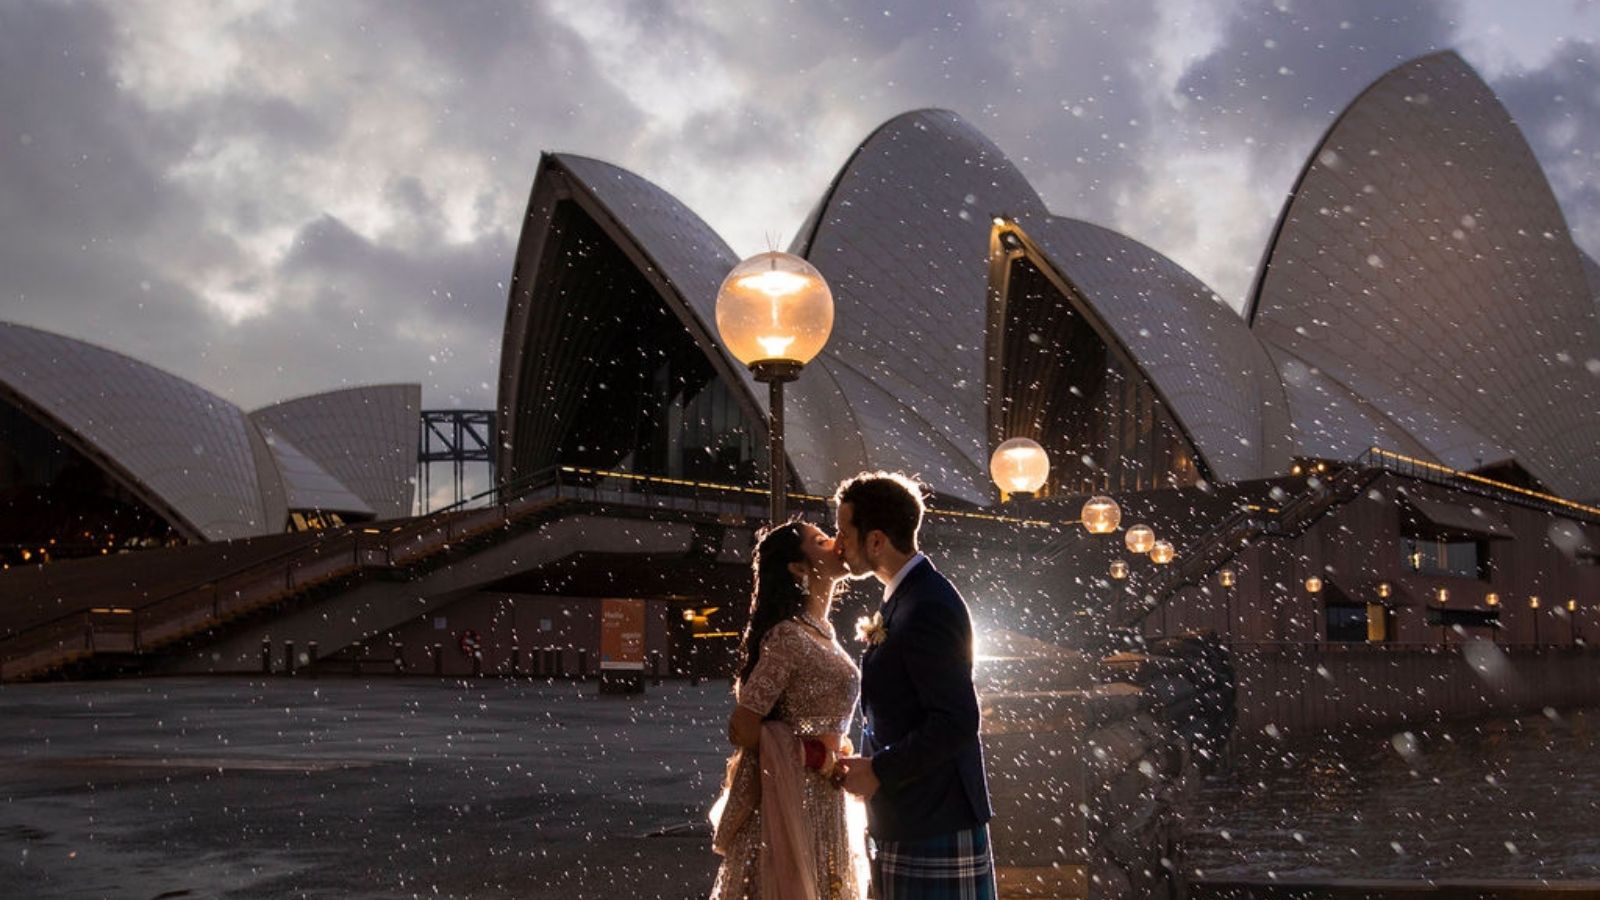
left=1184, top=706, right=1600, bottom=883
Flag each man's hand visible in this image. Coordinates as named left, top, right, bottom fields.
left=836, top=756, right=880, bottom=799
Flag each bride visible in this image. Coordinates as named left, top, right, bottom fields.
left=709, top=519, right=868, bottom=900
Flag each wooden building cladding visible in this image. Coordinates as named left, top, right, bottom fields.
left=1147, top=473, right=1600, bottom=647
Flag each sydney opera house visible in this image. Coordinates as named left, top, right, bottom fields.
left=2, top=51, right=1598, bottom=701
left=0, top=320, right=419, bottom=564
left=493, top=50, right=1599, bottom=664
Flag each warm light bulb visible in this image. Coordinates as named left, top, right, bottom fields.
left=756, top=335, right=796, bottom=358
left=1081, top=495, right=1122, bottom=535
left=715, top=251, right=834, bottom=368
left=1149, top=540, right=1175, bottom=565
left=1125, top=525, right=1155, bottom=555
left=989, top=438, right=1049, bottom=496
left=735, top=268, right=813, bottom=297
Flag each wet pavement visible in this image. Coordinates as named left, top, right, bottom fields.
left=0, top=677, right=730, bottom=899
left=1186, top=706, right=1600, bottom=883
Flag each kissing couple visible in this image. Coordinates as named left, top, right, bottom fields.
left=708, top=472, right=995, bottom=900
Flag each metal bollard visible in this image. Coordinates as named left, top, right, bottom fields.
left=307, top=641, right=319, bottom=678
left=261, top=637, right=272, bottom=675
left=553, top=647, right=565, bottom=678
left=432, top=642, right=444, bottom=677
left=472, top=650, right=483, bottom=679
left=284, top=640, right=296, bottom=677
left=510, top=645, right=521, bottom=677
left=393, top=643, right=405, bottom=675
left=650, top=650, right=663, bottom=686
left=577, top=648, right=589, bottom=680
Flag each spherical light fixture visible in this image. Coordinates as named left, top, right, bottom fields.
left=1485, top=592, right=1500, bottom=607
left=714, top=251, right=834, bottom=374
left=1376, top=581, right=1393, bottom=599
left=1568, top=598, right=1578, bottom=613
left=1530, top=595, right=1541, bottom=610
left=1149, top=540, right=1175, bottom=565
left=714, top=251, right=834, bottom=524
left=1109, top=560, right=1129, bottom=580
left=1081, top=495, right=1122, bottom=535
left=1218, top=568, right=1237, bottom=589
left=1436, top=587, right=1449, bottom=604
left=990, top=438, right=1049, bottom=496
left=1305, top=575, right=1323, bottom=594
left=1125, top=524, right=1156, bottom=555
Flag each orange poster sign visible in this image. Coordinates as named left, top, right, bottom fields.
left=600, top=599, right=646, bottom=671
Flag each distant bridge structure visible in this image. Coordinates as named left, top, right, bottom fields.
left=417, top=410, right=496, bottom=512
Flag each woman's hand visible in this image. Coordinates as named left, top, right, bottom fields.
left=728, top=705, right=762, bottom=749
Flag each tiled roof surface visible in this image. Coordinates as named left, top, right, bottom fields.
left=0, top=322, right=283, bottom=539
left=1251, top=51, right=1600, bottom=498
left=791, top=110, right=1050, bottom=503
left=250, top=384, right=420, bottom=519
left=1029, top=217, right=1294, bottom=482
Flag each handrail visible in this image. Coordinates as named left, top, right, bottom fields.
left=1357, top=447, right=1600, bottom=523
left=1120, top=463, right=1380, bottom=629
left=4, top=466, right=569, bottom=645
left=0, top=470, right=572, bottom=681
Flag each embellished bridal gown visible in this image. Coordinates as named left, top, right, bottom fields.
left=710, top=617, right=868, bottom=900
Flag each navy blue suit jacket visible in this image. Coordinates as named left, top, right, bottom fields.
left=859, top=557, right=992, bottom=842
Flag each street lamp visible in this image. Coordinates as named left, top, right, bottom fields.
left=1109, top=560, right=1129, bottom=580
left=1082, top=496, right=1122, bottom=535
left=715, top=251, right=834, bottom=522
left=990, top=438, right=1049, bottom=499
left=1568, top=598, right=1579, bottom=645
left=1530, top=595, right=1542, bottom=645
left=1125, top=524, right=1156, bottom=555
left=1149, top=540, right=1175, bottom=565
left=1219, top=567, right=1237, bottom=641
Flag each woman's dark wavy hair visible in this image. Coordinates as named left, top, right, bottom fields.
left=735, top=518, right=808, bottom=687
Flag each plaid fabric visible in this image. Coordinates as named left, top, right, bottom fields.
left=872, top=824, right=996, bottom=900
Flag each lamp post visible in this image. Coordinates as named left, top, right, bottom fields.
left=1568, top=598, right=1579, bottom=646
left=1436, top=587, right=1449, bottom=647
left=1219, top=567, right=1237, bottom=641
left=715, top=251, right=834, bottom=523
left=1530, top=595, right=1542, bottom=646
left=989, top=439, right=1051, bottom=583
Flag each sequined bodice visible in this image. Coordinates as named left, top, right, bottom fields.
left=736, top=619, right=861, bottom=737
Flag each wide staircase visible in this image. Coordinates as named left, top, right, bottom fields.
left=0, top=471, right=588, bottom=682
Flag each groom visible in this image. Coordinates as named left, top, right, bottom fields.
left=832, top=472, right=995, bottom=898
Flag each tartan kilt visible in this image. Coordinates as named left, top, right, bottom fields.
left=871, top=824, right=996, bottom=900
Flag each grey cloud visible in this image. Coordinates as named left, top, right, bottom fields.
left=1177, top=0, right=1459, bottom=157
left=1491, top=41, right=1600, bottom=254
left=1, top=0, right=1596, bottom=430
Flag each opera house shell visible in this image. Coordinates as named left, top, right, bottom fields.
left=0, top=320, right=420, bottom=560
left=498, top=50, right=1600, bottom=509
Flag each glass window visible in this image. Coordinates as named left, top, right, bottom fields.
left=1401, top=536, right=1486, bottom=579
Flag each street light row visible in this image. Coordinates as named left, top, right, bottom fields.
left=712, top=252, right=1168, bottom=568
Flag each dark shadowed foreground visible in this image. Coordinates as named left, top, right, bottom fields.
left=0, top=678, right=728, bottom=899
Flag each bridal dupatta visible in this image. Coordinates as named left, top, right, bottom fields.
left=710, top=721, right=819, bottom=899
left=708, top=620, right=868, bottom=899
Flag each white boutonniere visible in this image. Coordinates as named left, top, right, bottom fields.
left=855, top=611, right=886, bottom=646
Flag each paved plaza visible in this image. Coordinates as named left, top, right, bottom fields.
left=0, top=677, right=732, bottom=899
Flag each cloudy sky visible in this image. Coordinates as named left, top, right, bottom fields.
left=1, top=0, right=1597, bottom=415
